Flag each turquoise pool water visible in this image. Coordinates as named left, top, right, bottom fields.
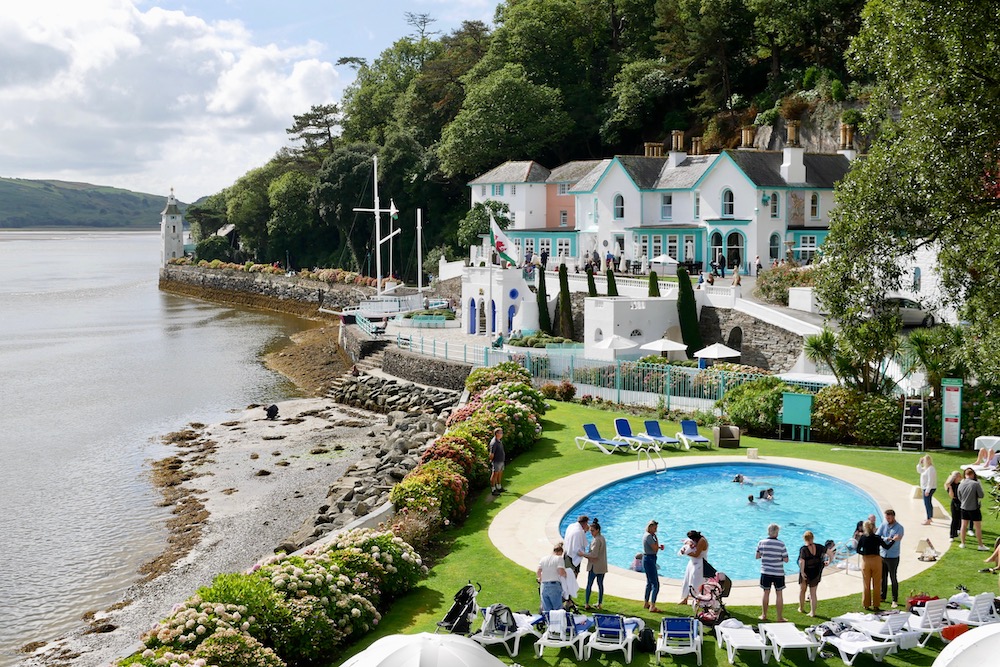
left=559, top=462, right=881, bottom=581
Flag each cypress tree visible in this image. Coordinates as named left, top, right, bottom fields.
left=648, top=270, right=660, bottom=297
left=536, top=268, right=553, bottom=334
left=557, top=264, right=575, bottom=339
left=586, top=266, right=598, bottom=297
left=606, top=268, right=619, bottom=297
left=676, top=267, right=703, bottom=358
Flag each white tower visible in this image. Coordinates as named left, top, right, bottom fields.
left=160, top=188, right=184, bottom=266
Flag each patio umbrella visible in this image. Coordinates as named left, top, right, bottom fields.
left=650, top=254, right=678, bottom=264
left=593, top=334, right=639, bottom=350
left=694, top=342, right=741, bottom=359
left=639, top=339, right=688, bottom=353
left=338, top=632, right=506, bottom=667
left=932, top=624, right=1000, bottom=667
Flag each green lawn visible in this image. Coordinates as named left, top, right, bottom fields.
left=334, top=402, right=997, bottom=666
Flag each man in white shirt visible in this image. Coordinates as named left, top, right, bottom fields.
left=563, top=515, right=590, bottom=576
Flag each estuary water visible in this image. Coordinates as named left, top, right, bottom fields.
left=0, top=231, right=311, bottom=664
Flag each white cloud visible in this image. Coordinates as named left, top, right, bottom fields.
left=0, top=0, right=341, bottom=200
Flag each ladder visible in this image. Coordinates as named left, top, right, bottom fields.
left=899, top=394, right=925, bottom=451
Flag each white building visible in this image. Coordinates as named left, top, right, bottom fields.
left=160, top=189, right=184, bottom=267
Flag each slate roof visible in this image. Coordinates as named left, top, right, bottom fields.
left=653, top=155, right=715, bottom=189
left=569, top=159, right=613, bottom=193
left=725, top=150, right=851, bottom=188
left=468, top=160, right=551, bottom=185
left=547, top=160, right=604, bottom=185
left=571, top=155, right=716, bottom=192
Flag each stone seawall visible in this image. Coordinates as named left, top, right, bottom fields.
left=382, top=349, right=472, bottom=391
left=159, top=265, right=373, bottom=318
left=698, top=305, right=803, bottom=371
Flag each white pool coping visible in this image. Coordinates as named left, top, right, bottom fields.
left=490, top=455, right=951, bottom=607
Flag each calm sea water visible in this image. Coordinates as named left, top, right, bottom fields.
left=0, top=231, right=312, bottom=664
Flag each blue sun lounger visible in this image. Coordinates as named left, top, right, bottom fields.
left=639, top=420, right=681, bottom=449
left=676, top=420, right=711, bottom=449
left=575, top=423, right=628, bottom=455
left=614, top=418, right=660, bottom=448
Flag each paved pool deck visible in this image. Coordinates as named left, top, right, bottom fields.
left=490, top=454, right=952, bottom=608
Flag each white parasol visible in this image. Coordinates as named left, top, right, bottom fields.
left=593, top=334, right=639, bottom=350
left=694, top=342, right=741, bottom=359
left=639, top=339, right=688, bottom=353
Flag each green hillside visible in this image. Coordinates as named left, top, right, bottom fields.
left=0, top=177, right=181, bottom=228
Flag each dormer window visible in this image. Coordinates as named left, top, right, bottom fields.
left=722, top=189, right=734, bottom=217
left=613, top=194, right=625, bottom=219
left=770, top=192, right=779, bottom=218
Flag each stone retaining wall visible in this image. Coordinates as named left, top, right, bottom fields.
left=328, top=375, right=461, bottom=414
left=382, top=349, right=472, bottom=391
left=340, top=323, right=390, bottom=362
left=698, top=306, right=804, bottom=371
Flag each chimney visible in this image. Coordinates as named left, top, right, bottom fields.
left=644, top=141, right=664, bottom=157
left=667, top=129, right=687, bottom=167
left=739, top=126, right=756, bottom=150
left=838, top=123, right=858, bottom=161
left=780, top=120, right=805, bottom=183
left=691, top=136, right=703, bottom=156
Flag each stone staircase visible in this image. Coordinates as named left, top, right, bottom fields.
left=326, top=350, right=386, bottom=397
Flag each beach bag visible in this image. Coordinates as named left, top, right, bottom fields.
left=703, top=560, right=718, bottom=579
left=907, top=594, right=938, bottom=612
left=942, top=624, right=969, bottom=643
left=636, top=627, right=656, bottom=653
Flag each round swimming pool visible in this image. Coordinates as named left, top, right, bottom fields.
left=558, top=462, right=881, bottom=581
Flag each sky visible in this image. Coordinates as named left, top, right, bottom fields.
left=0, top=0, right=494, bottom=201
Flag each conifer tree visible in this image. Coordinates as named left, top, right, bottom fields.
left=536, top=269, right=553, bottom=334
left=676, top=267, right=703, bottom=358
left=557, top=264, right=575, bottom=339
left=586, top=266, right=598, bottom=297
left=606, top=268, right=619, bottom=297
left=648, top=270, right=660, bottom=297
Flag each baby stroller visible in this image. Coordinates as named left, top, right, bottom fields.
left=690, top=572, right=731, bottom=628
left=436, top=581, right=481, bottom=634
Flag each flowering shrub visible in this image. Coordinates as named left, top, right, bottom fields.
left=420, top=434, right=489, bottom=489
left=385, top=506, right=443, bottom=552
left=324, top=529, right=426, bottom=599
left=580, top=394, right=594, bottom=405
left=539, top=382, right=559, bottom=399
left=390, top=458, right=468, bottom=520
left=476, top=381, right=547, bottom=415
left=718, top=376, right=805, bottom=436
left=556, top=380, right=577, bottom=401
left=192, top=629, right=285, bottom=667
left=754, top=263, right=817, bottom=305
left=464, top=362, right=532, bottom=394
left=811, top=385, right=900, bottom=446
left=141, top=597, right=254, bottom=652
left=445, top=399, right=483, bottom=427
left=462, top=401, right=540, bottom=457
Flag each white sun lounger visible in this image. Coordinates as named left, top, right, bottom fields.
left=715, top=625, right=772, bottom=665
left=822, top=631, right=897, bottom=666
left=759, top=622, right=822, bottom=661
left=947, top=592, right=1000, bottom=627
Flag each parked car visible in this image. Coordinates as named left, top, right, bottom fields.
left=886, top=297, right=936, bottom=327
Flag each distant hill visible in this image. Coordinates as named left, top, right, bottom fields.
left=0, top=177, right=186, bottom=228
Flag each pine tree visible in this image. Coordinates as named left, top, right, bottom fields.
left=676, top=267, right=703, bottom=358
left=648, top=270, right=660, bottom=297
left=586, top=266, right=598, bottom=297
left=536, top=269, right=552, bottom=334
left=606, top=268, right=619, bottom=297
left=557, top=264, right=575, bottom=339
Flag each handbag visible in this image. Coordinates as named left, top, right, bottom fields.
left=703, top=559, right=718, bottom=579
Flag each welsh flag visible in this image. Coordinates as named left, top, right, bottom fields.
left=489, top=212, right=519, bottom=266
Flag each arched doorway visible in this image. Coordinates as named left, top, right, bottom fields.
left=491, top=300, right=497, bottom=335
left=507, top=305, right=516, bottom=332
left=710, top=231, right=723, bottom=266
left=726, top=326, right=743, bottom=353
left=468, top=298, right=477, bottom=334
left=726, top=231, right=744, bottom=273
left=477, top=299, right=487, bottom=334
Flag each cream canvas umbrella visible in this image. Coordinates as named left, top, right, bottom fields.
left=338, top=632, right=507, bottom=667
left=650, top=254, right=678, bottom=264
left=693, top=342, right=741, bottom=359
left=932, top=624, right=1000, bottom=667
left=640, top=337, right=688, bottom=360
left=594, top=334, right=639, bottom=350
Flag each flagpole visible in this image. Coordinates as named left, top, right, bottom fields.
left=372, top=156, right=382, bottom=296
left=417, top=208, right=423, bottom=292
left=488, top=239, right=494, bottom=338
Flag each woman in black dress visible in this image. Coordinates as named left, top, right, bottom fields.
left=797, top=531, right=827, bottom=616
left=945, top=470, right=962, bottom=539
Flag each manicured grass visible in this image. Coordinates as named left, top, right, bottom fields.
left=333, top=402, right=997, bottom=666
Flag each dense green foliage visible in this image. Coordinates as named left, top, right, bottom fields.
left=606, top=268, right=619, bottom=296
left=536, top=267, right=552, bottom=334
left=811, top=384, right=900, bottom=446
left=718, top=375, right=805, bottom=436
left=648, top=270, right=660, bottom=297
left=0, top=177, right=170, bottom=228
left=754, top=263, right=816, bottom=305
left=586, top=266, right=598, bottom=296
left=556, top=264, right=574, bottom=339
left=676, top=267, right=703, bottom=357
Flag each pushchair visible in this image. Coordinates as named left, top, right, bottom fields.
left=689, top=572, right=731, bottom=627
left=436, top=581, right=481, bottom=634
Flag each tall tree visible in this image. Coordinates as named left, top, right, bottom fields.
left=285, top=103, right=341, bottom=166
left=536, top=268, right=553, bottom=334
left=225, top=160, right=286, bottom=261
left=814, top=0, right=1000, bottom=383
left=557, top=263, right=575, bottom=339
left=676, top=267, right=703, bottom=357
left=439, top=64, right=572, bottom=178
left=311, top=143, right=381, bottom=272
left=457, top=201, right=511, bottom=249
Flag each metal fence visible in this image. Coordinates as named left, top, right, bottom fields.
left=394, top=334, right=830, bottom=411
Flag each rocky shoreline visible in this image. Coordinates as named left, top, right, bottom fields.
left=17, top=333, right=462, bottom=667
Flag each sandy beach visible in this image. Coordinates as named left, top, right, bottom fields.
left=17, top=329, right=380, bottom=667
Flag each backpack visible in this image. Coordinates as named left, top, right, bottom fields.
left=636, top=627, right=656, bottom=653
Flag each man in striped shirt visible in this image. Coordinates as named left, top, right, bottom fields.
left=756, top=523, right=790, bottom=621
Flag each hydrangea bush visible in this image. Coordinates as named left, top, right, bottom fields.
left=475, top=381, right=547, bottom=415
left=389, top=458, right=469, bottom=521
left=420, top=434, right=489, bottom=489
left=464, top=361, right=532, bottom=394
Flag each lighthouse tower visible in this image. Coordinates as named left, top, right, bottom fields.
left=160, top=188, right=184, bottom=266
